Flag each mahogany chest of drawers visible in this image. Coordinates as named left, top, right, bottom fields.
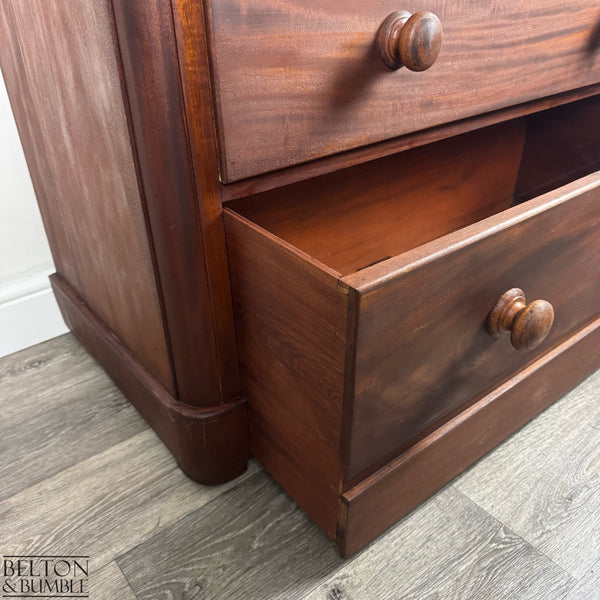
left=1, top=0, right=599, bottom=555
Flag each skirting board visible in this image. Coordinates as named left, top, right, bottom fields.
left=0, top=271, right=68, bottom=357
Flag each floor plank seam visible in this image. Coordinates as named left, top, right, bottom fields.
left=0, top=429, right=149, bottom=506
left=115, top=561, right=141, bottom=600
left=3, top=336, right=598, bottom=600
left=110, top=462, right=261, bottom=568
left=564, top=555, right=600, bottom=586
left=293, top=553, right=349, bottom=600
left=450, top=485, right=578, bottom=592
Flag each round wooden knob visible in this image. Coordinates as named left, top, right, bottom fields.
left=377, top=10, right=443, bottom=71
left=488, top=288, right=554, bottom=352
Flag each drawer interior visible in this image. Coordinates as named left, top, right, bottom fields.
left=227, top=96, right=600, bottom=275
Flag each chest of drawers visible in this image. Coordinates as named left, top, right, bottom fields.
left=1, top=0, right=599, bottom=556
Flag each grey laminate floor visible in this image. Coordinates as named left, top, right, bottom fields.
left=1, top=334, right=598, bottom=600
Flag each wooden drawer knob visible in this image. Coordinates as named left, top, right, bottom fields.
left=378, top=10, right=443, bottom=71
left=488, top=288, right=554, bottom=352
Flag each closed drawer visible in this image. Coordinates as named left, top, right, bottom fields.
left=206, top=1, right=600, bottom=181
left=223, top=99, right=600, bottom=535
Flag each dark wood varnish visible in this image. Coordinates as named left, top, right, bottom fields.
left=169, top=0, right=243, bottom=404
left=0, top=0, right=174, bottom=392
left=488, top=289, right=555, bottom=352
left=205, top=0, right=600, bottom=180
left=224, top=210, right=347, bottom=537
left=229, top=121, right=527, bottom=275
left=228, top=165, right=600, bottom=491
left=220, top=84, right=600, bottom=203
left=3, top=0, right=599, bottom=558
left=514, top=95, right=600, bottom=202
left=51, top=274, right=248, bottom=485
left=343, top=174, right=600, bottom=480
left=378, top=11, right=443, bottom=72
left=226, top=156, right=600, bottom=545
left=339, top=315, right=600, bottom=556
left=0, top=0, right=249, bottom=482
left=111, top=0, right=241, bottom=406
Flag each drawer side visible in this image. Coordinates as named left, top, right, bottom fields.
left=224, top=209, right=348, bottom=537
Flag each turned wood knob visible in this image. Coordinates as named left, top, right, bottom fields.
left=377, top=10, right=443, bottom=71
left=488, top=288, right=554, bottom=352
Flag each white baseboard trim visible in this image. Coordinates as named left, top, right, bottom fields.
left=0, top=272, right=68, bottom=358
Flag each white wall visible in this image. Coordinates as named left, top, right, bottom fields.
left=0, top=73, right=67, bottom=357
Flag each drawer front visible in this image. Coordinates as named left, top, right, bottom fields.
left=343, top=174, right=600, bottom=480
left=205, top=1, right=600, bottom=181
left=340, top=317, right=600, bottom=556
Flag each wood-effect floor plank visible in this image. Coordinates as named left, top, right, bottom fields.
left=565, top=559, right=600, bottom=600
left=301, top=487, right=574, bottom=600
left=455, top=369, right=600, bottom=579
left=117, top=470, right=575, bottom=600
left=2, top=333, right=599, bottom=600
left=88, top=561, right=138, bottom=600
left=0, top=428, right=258, bottom=570
left=117, top=470, right=344, bottom=600
left=0, top=334, right=148, bottom=501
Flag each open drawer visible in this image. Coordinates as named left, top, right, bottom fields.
left=223, top=96, right=600, bottom=551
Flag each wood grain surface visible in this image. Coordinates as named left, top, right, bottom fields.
left=339, top=316, right=600, bottom=556
left=224, top=210, right=346, bottom=536
left=377, top=10, right=444, bottom=72
left=170, top=0, right=244, bottom=405
left=0, top=335, right=146, bottom=502
left=0, top=0, right=174, bottom=391
left=487, top=289, right=555, bottom=352
left=229, top=120, right=526, bottom=275
left=111, top=0, right=241, bottom=406
left=514, top=95, right=600, bottom=202
left=565, top=560, right=600, bottom=600
left=220, top=84, right=600, bottom=202
left=306, top=488, right=574, bottom=600
left=2, top=0, right=599, bottom=579
left=455, top=361, right=600, bottom=579
left=1, top=336, right=598, bottom=599
left=225, top=160, right=600, bottom=549
left=88, top=562, right=137, bottom=600
left=342, top=173, right=600, bottom=479
left=205, top=0, right=600, bottom=180
left=51, top=274, right=249, bottom=484
left=0, top=428, right=258, bottom=570
left=117, top=470, right=342, bottom=600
